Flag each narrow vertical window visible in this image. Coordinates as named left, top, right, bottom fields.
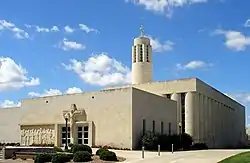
left=142, top=119, right=146, bottom=136
left=168, top=123, right=172, bottom=135
left=152, top=120, right=155, bottom=133
left=146, top=45, right=149, bottom=62
left=140, top=45, right=143, bottom=62
left=181, top=93, right=186, bottom=133
left=161, top=121, right=164, bottom=134
left=133, top=46, right=136, bottom=63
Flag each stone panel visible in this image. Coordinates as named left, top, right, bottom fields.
left=20, top=125, right=55, bottom=146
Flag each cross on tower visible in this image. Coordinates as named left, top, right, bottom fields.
left=140, top=25, right=145, bottom=36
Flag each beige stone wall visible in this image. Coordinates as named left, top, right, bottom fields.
left=131, top=88, right=177, bottom=149
left=196, top=79, right=246, bottom=148
left=0, top=107, right=22, bottom=143
left=20, top=87, right=133, bottom=149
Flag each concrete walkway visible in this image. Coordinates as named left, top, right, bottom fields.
left=119, top=149, right=250, bottom=163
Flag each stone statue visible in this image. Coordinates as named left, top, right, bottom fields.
left=63, top=104, right=85, bottom=144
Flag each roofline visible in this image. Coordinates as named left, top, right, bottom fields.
left=195, top=78, right=245, bottom=108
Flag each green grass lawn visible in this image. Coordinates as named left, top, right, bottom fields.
left=218, top=152, right=250, bottom=163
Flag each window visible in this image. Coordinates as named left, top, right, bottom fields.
left=139, top=45, right=143, bottom=62
left=133, top=46, right=137, bottom=63
left=181, top=93, right=186, bottom=133
left=152, top=120, right=155, bottom=133
left=61, top=127, right=70, bottom=145
left=77, top=126, right=89, bottom=145
left=146, top=45, right=149, bottom=62
left=142, top=119, right=146, bottom=136
left=161, top=121, right=164, bottom=134
left=83, top=126, right=89, bottom=144
left=168, top=123, right=172, bottom=135
left=77, top=126, right=83, bottom=144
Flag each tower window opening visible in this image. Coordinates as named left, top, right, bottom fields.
left=133, top=46, right=136, bottom=63
left=146, top=45, right=149, bottom=62
left=139, top=45, right=143, bottom=62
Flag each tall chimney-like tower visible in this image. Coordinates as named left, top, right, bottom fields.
left=132, top=25, right=152, bottom=84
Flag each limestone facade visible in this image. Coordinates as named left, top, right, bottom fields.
left=105, top=78, right=246, bottom=148
left=0, top=87, right=176, bottom=149
left=0, top=78, right=246, bottom=149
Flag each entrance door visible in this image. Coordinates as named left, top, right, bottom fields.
left=77, top=126, right=89, bottom=145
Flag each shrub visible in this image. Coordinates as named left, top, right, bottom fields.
left=99, top=150, right=117, bottom=161
left=180, top=133, right=193, bottom=150
left=73, top=151, right=92, bottom=162
left=53, top=146, right=64, bottom=152
left=71, top=144, right=92, bottom=154
left=68, top=143, right=74, bottom=148
left=138, top=131, right=193, bottom=151
left=141, top=131, right=158, bottom=150
left=157, top=133, right=181, bottom=151
left=51, top=153, right=72, bottom=163
left=191, top=143, right=208, bottom=150
left=35, top=153, right=53, bottom=163
left=96, top=148, right=109, bottom=156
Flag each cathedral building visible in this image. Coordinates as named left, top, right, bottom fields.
left=0, top=27, right=246, bottom=149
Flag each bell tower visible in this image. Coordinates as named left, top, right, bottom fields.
left=132, top=25, right=153, bottom=84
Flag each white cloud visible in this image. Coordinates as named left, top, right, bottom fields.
left=51, top=26, right=60, bottom=32
left=244, top=19, right=250, bottom=27
left=0, top=100, right=21, bottom=108
left=225, top=92, right=250, bottom=104
left=79, top=24, right=99, bottom=33
left=28, top=87, right=83, bottom=97
left=0, top=20, right=29, bottom=39
left=0, top=57, right=40, bottom=91
left=58, top=38, right=86, bottom=51
left=65, top=87, right=83, bottom=94
left=212, top=29, right=250, bottom=51
left=25, top=24, right=60, bottom=32
left=35, top=26, right=50, bottom=32
left=176, top=60, right=213, bottom=70
left=125, top=0, right=208, bottom=17
left=62, top=53, right=131, bottom=86
left=149, top=36, right=174, bottom=52
left=64, top=26, right=74, bottom=33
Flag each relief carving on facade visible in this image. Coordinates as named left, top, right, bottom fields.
left=21, top=128, right=55, bottom=146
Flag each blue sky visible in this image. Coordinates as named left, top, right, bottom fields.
left=0, top=0, right=250, bottom=124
